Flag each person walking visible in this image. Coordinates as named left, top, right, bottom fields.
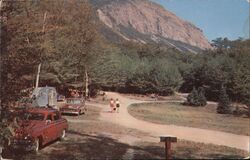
left=115, top=98, right=120, bottom=113
left=110, top=98, right=115, bottom=113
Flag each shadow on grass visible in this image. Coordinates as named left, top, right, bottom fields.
left=2, top=130, right=246, bottom=160
left=173, top=143, right=246, bottom=159
left=134, top=144, right=246, bottom=160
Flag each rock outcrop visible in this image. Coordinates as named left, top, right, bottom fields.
left=92, top=0, right=212, bottom=51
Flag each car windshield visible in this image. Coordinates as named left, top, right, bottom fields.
left=67, top=99, right=81, bottom=104
left=23, top=112, right=45, bottom=121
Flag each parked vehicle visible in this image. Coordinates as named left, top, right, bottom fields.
left=31, top=87, right=58, bottom=109
left=9, top=108, right=68, bottom=152
left=57, top=95, right=66, bottom=102
left=60, top=98, right=86, bottom=115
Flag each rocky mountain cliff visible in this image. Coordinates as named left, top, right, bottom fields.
left=91, top=0, right=212, bottom=52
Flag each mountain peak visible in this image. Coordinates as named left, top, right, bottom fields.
left=93, top=0, right=212, bottom=51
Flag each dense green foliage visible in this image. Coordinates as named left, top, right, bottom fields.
left=86, top=43, right=184, bottom=95
left=126, top=59, right=182, bottom=95
left=98, top=39, right=250, bottom=106
left=1, top=0, right=98, bottom=105
left=181, top=39, right=250, bottom=105
left=1, top=1, right=43, bottom=104
left=0, top=0, right=98, bottom=144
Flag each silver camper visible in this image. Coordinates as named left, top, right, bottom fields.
left=31, top=87, right=57, bottom=109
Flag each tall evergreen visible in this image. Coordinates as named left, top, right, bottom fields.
left=186, top=87, right=199, bottom=106
left=198, top=87, right=207, bottom=106
left=186, top=87, right=207, bottom=106
left=217, top=85, right=231, bottom=114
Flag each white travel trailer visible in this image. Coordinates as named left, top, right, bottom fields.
left=31, top=86, right=57, bottom=109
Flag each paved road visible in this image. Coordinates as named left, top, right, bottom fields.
left=89, top=92, right=249, bottom=151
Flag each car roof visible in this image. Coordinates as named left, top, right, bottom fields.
left=26, top=108, right=58, bottom=114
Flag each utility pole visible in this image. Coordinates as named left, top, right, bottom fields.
left=0, top=0, right=3, bottom=11
left=42, top=11, right=47, bottom=33
left=35, top=11, right=47, bottom=89
left=35, top=63, right=41, bottom=88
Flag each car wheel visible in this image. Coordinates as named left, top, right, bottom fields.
left=81, top=108, right=86, bottom=115
left=60, top=129, right=66, bottom=141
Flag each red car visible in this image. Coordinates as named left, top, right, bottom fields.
left=9, top=108, right=68, bottom=152
left=60, top=98, right=86, bottom=115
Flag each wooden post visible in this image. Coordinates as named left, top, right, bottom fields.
left=160, top=135, right=177, bottom=160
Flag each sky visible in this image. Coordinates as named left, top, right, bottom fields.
left=153, top=0, right=249, bottom=41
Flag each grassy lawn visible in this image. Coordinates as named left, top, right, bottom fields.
left=128, top=102, right=250, bottom=136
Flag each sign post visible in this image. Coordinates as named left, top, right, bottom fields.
left=160, top=135, right=177, bottom=160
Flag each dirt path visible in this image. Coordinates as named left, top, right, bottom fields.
left=90, top=92, right=249, bottom=151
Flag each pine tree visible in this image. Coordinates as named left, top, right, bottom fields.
left=186, top=87, right=207, bottom=106
left=217, top=85, right=231, bottom=114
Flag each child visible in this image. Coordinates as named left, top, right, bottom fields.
left=115, top=98, right=120, bottom=113
left=110, top=98, right=115, bottom=113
